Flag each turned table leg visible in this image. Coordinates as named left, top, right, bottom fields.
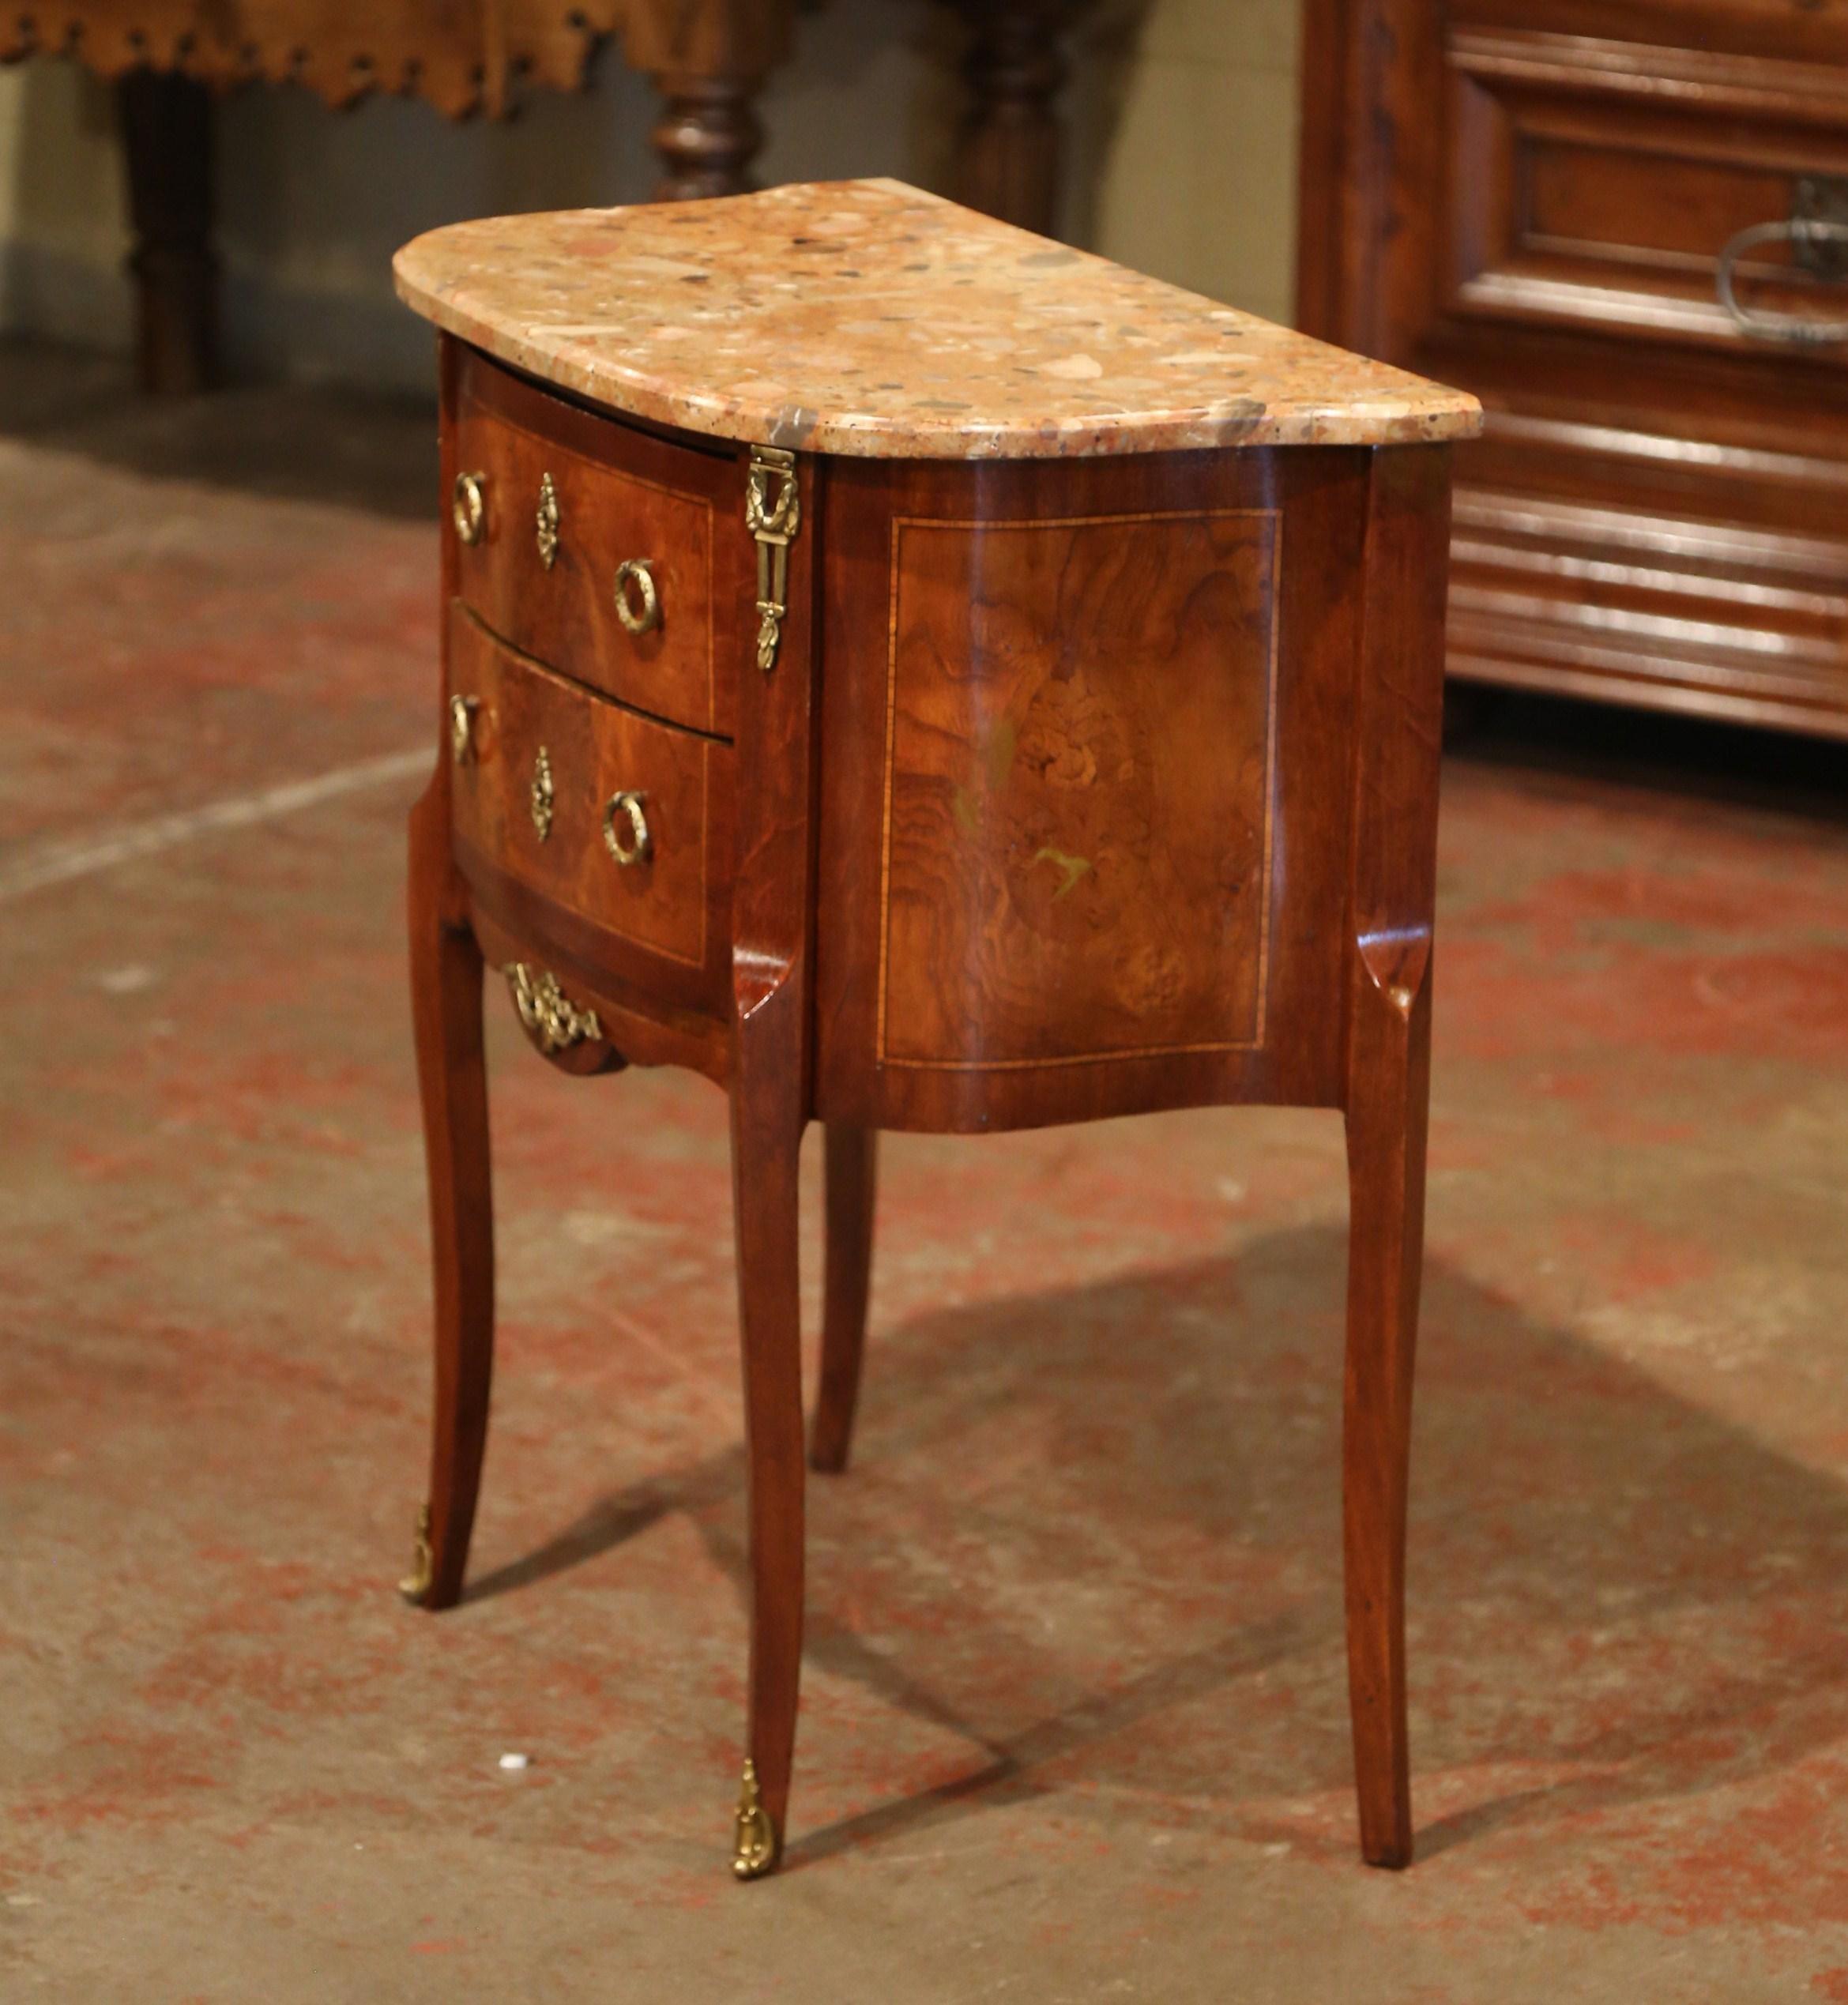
left=951, top=0, right=1077, bottom=235
left=118, top=68, right=218, bottom=394
left=810, top=1126, right=877, bottom=1475
left=404, top=772, right=495, bottom=1612
left=649, top=71, right=766, bottom=200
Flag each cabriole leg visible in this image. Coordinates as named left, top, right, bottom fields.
left=728, top=1048, right=807, bottom=1878
left=1341, top=960, right=1432, bottom=1867
left=810, top=1125, right=877, bottom=1474
left=404, top=773, right=494, bottom=1612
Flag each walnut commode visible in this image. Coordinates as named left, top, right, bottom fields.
left=393, top=179, right=1480, bottom=1880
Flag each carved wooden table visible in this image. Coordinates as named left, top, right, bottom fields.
left=393, top=179, right=1481, bottom=1880
left=1, top=0, right=1090, bottom=394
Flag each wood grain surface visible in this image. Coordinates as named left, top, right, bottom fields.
left=454, top=349, right=746, bottom=739
left=876, top=508, right=1278, bottom=1071
left=447, top=608, right=728, bottom=980
left=815, top=447, right=1373, bottom=1134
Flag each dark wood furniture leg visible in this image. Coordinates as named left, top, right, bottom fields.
left=1342, top=954, right=1432, bottom=1866
left=810, top=1125, right=877, bottom=1474
left=118, top=67, right=217, bottom=394
left=951, top=0, right=1075, bottom=235
left=404, top=768, right=495, bottom=1613
left=1339, top=445, right=1449, bottom=1868
left=649, top=71, right=767, bottom=199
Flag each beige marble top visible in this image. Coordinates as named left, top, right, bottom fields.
left=394, top=179, right=1481, bottom=460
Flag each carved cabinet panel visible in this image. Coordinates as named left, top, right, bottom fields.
left=1300, top=0, right=1848, bottom=739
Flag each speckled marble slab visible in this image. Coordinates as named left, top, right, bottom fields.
left=394, top=178, right=1480, bottom=460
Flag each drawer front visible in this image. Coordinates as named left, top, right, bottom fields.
left=447, top=606, right=731, bottom=991
left=1441, top=29, right=1848, bottom=365
left=450, top=347, right=747, bottom=738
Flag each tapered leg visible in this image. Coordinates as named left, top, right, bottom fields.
left=728, top=1050, right=807, bottom=1878
left=405, top=773, right=494, bottom=1613
left=810, top=1126, right=877, bottom=1474
left=1342, top=960, right=1432, bottom=1868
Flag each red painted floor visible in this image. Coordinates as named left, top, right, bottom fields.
left=3, top=340, right=1848, bottom=1999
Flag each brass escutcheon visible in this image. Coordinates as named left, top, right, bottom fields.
left=732, top=1759, right=779, bottom=1880
left=399, top=1503, right=434, bottom=1605
left=745, top=446, right=800, bottom=673
left=529, top=744, right=555, bottom=840
left=448, top=694, right=478, bottom=765
left=602, top=790, right=652, bottom=867
left=613, top=558, right=661, bottom=636
left=452, top=471, right=486, bottom=546
left=535, top=472, right=560, bottom=570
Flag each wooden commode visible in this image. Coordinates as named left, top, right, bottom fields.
left=392, top=179, right=1481, bottom=1880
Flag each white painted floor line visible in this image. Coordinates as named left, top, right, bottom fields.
left=0, top=746, right=431, bottom=905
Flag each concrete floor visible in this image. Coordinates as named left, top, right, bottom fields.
left=4, top=338, right=1848, bottom=2001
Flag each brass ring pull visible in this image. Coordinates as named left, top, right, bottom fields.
left=603, top=790, right=652, bottom=867
left=452, top=472, right=486, bottom=546
left=613, top=558, right=661, bottom=636
left=1716, top=218, right=1848, bottom=345
left=448, top=694, right=478, bottom=765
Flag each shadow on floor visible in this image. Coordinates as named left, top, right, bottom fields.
left=465, top=1224, right=1848, bottom=1869
left=0, top=336, right=438, bottom=518
left=1447, top=684, right=1848, bottom=829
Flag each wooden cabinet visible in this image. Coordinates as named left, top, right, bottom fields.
left=1299, top=0, right=1848, bottom=739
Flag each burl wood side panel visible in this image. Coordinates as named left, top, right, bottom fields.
left=816, top=450, right=1373, bottom=1134
left=878, top=510, right=1279, bottom=1070
left=453, top=345, right=749, bottom=739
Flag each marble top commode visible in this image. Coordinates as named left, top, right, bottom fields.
left=393, top=178, right=1481, bottom=460
left=394, top=175, right=1473, bottom=1887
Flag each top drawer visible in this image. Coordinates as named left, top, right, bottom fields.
left=1441, top=29, right=1848, bottom=369
left=448, top=346, right=748, bottom=738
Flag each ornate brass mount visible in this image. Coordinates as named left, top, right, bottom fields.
left=452, top=471, right=486, bottom=546
left=529, top=744, right=555, bottom=841
left=399, top=1503, right=434, bottom=1605
left=732, top=1759, right=779, bottom=1880
left=613, top=558, right=661, bottom=636
left=536, top=472, right=560, bottom=569
left=507, top=962, right=604, bottom=1055
left=603, top=790, right=652, bottom=867
left=449, top=694, right=479, bottom=765
left=745, top=446, right=800, bottom=672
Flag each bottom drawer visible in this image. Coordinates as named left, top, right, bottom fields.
left=446, top=605, right=732, bottom=1001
